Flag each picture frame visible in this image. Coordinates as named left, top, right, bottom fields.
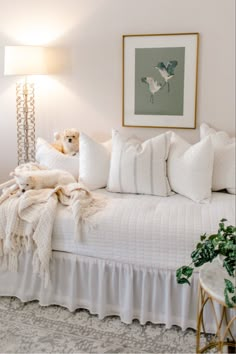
left=122, top=33, right=199, bottom=129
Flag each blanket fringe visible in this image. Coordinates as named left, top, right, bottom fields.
left=0, top=180, right=107, bottom=287
left=73, top=195, right=107, bottom=241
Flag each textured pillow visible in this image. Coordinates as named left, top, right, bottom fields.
left=167, top=133, right=214, bottom=203
left=200, top=123, right=235, bottom=194
left=107, top=130, right=172, bottom=196
left=79, top=133, right=112, bottom=190
left=36, top=138, right=80, bottom=180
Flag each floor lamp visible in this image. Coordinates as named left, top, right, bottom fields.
left=4, top=46, right=48, bottom=165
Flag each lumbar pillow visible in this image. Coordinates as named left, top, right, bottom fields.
left=79, top=133, right=112, bottom=190
left=200, top=123, right=235, bottom=194
left=107, top=130, right=172, bottom=196
left=167, top=133, right=214, bottom=203
left=36, top=138, right=80, bottom=180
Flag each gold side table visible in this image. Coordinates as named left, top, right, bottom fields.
left=196, top=260, right=236, bottom=353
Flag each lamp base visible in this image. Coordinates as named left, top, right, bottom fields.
left=16, top=79, right=35, bottom=165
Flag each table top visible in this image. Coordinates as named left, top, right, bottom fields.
left=199, top=258, right=236, bottom=307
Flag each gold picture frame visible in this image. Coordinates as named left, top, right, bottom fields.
left=122, top=33, right=199, bottom=129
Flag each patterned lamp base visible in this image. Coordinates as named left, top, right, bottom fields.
left=16, top=79, right=35, bottom=165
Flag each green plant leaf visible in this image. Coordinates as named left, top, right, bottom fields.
left=223, top=257, right=236, bottom=277
left=224, top=279, right=235, bottom=293
left=176, top=266, right=193, bottom=279
left=177, top=278, right=191, bottom=285
left=176, top=267, right=183, bottom=279
left=224, top=288, right=234, bottom=308
left=209, top=234, right=218, bottom=241
left=219, top=223, right=225, bottom=231
left=176, top=218, right=236, bottom=307
left=226, top=226, right=234, bottom=233
left=181, top=266, right=194, bottom=277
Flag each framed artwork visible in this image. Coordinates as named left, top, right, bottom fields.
left=122, top=33, right=199, bottom=129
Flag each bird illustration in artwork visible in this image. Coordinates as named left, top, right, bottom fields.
left=154, top=60, right=178, bottom=92
left=141, top=77, right=164, bottom=103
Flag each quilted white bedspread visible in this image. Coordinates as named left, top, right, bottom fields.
left=52, top=190, right=235, bottom=270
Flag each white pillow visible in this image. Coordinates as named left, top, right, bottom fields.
left=79, top=133, right=112, bottom=190
left=36, top=138, right=80, bottom=180
left=200, top=123, right=235, bottom=194
left=167, top=133, right=214, bottom=203
left=107, top=130, right=172, bottom=196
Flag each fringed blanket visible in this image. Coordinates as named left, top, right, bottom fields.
left=0, top=183, right=106, bottom=286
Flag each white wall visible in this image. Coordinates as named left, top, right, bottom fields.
left=0, top=0, right=235, bottom=182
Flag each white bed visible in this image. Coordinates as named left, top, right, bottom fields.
left=0, top=190, right=235, bottom=332
left=52, top=190, right=235, bottom=268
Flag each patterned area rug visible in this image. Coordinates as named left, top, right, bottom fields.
left=0, top=297, right=215, bottom=353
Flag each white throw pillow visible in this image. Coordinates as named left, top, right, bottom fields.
left=200, top=123, right=235, bottom=194
left=167, top=133, right=214, bottom=203
left=107, top=130, right=172, bottom=196
left=79, top=133, right=112, bottom=190
left=36, top=138, right=80, bottom=180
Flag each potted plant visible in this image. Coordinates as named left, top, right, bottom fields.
left=176, top=219, right=236, bottom=307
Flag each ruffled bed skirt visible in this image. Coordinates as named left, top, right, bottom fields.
left=0, top=251, right=234, bottom=333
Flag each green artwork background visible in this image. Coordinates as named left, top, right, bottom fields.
left=135, top=47, right=185, bottom=116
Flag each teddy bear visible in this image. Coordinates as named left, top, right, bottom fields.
left=52, top=128, right=80, bottom=156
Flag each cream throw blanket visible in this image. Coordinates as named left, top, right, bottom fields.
left=0, top=183, right=106, bottom=286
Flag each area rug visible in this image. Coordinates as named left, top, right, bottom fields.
left=0, top=297, right=215, bottom=353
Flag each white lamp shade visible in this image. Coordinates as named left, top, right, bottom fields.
left=4, top=46, right=48, bottom=75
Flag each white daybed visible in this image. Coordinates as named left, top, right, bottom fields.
left=0, top=189, right=235, bottom=332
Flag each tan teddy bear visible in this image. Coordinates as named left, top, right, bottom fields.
left=52, top=128, right=80, bottom=155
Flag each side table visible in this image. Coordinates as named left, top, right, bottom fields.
left=196, top=259, right=236, bottom=353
